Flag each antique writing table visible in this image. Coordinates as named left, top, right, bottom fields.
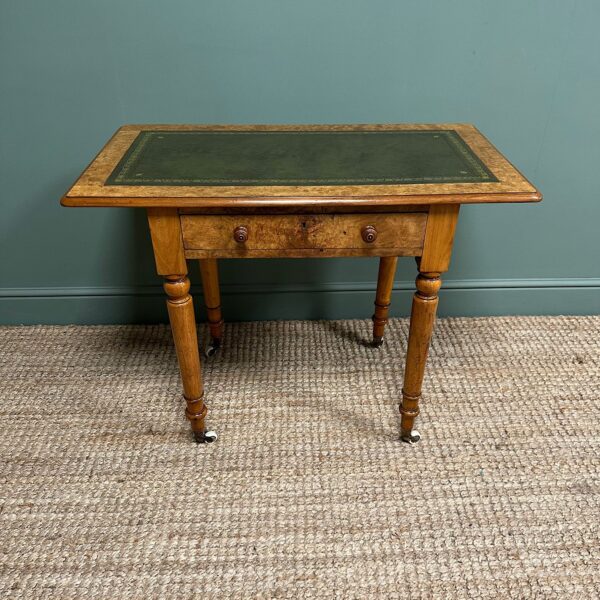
left=62, top=124, right=541, bottom=444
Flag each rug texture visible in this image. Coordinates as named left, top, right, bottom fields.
left=0, top=316, right=599, bottom=599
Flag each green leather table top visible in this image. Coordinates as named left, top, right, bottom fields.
left=106, top=130, right=497, bottom=187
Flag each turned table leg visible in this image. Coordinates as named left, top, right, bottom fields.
left=399, top=204, right=460, bottom=443
left=147, top=207, right=216, bottom=443
left=400, top=270, right=441, bottom=443
left=199, top=258, right=224, bottom=357
left=163, top=276, right=216, bottom=443
left=372, top=256, right=398, bottom=346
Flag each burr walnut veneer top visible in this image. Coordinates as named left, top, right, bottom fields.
left=61, top=124, right=541, bottom=209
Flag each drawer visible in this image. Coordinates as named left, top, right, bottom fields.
left=181, top=212, right=427, bottom=258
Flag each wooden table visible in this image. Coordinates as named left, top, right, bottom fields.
left=62, top=124, right=541, bottom=444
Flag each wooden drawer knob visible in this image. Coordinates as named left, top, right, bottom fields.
left=361, top=225, right=378, bottom=243
left=233, top=225, right=249, bottom=243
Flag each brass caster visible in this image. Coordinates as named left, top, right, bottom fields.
left=372, top=336, right=384, bottom=348
left=194, top=429, right=218, bottom=443
left=205, top=338, right=221, bottom=358
left=401, top=430, right=421, bottom=444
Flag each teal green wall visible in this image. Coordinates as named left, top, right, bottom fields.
left=1, top=0, right=598, bottom=324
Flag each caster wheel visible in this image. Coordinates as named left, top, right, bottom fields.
left=194, top=430, right=218, bottom=443
left=401, top=430, right=421, bottom=444
left=205, top=338, right=221, bottom=358
left=372, top=336, right=384, bottom=348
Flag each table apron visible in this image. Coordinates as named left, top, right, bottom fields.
left=180, top=212, right=427, bottom=259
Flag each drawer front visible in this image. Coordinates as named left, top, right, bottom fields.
left=181, top=213, right=427, bottom=258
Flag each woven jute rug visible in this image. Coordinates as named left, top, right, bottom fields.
left=0, top=316, right=599, bottom=598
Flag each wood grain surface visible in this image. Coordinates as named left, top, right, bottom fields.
left=180, top=212, right=427, bottom=258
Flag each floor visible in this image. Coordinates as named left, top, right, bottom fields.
left=1, top=316, right=599, bottom=598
